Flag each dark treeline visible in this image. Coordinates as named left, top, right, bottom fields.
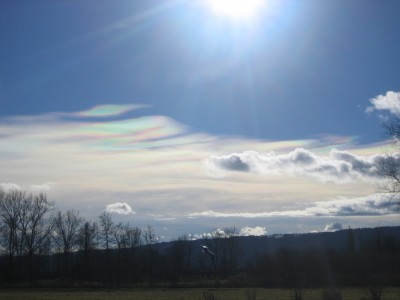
left=1, top=189, right=399, bottom=288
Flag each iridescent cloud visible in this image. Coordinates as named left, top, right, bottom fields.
left=72, top=104, right=148, bottom=118
left=0, top=105, right=392, bottom=230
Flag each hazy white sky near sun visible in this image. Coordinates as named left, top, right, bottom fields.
left=1, top=0, right=400, bottom=239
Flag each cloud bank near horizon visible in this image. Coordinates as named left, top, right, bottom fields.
left=188, top=193, right=399, bottom=218
left=188, top=226, right=268, bottom=239
left=324, top=222, right=343, bottom=232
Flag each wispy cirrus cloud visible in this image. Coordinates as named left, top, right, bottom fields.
left=366, top=91, right=400, bottom=116
left=204, top=148, right=395, bottom=183
left=72, top=104, right=149, bottom=118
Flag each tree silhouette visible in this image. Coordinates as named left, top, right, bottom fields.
left=52, top=209, right=83, bottom=282
left=143, top=225, right=158, bottom=287
left=99, top=212, right=113, bottom=250
left=378, top=119, right=400, bottom=203
left=0, top=190, right=53, bottom=282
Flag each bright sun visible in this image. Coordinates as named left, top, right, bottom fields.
left=207, top=0, right=265, bottom=19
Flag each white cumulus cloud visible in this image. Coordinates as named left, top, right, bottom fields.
left=366, top=91, right=400, bottom=116
left=105, top=202, right=135, bottom=215
left=239, top=226, right=267, bottom=236
left=324, top=222, right=343, bottom=232
left=204, top=148, right=394, bottom=183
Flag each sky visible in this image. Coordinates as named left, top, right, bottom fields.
left=1, top=0, right=400, bottom=240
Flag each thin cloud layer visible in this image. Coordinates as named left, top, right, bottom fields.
left=72, top=104, right=148, bottom=118
left=105, top=202, right=135, bottom=215
left=366, top=91, right=400, bottom=116
left=205, top=148, right=396, bottom=183
left=1, top=182, right=55, bottom=192
left=0, top=182, right=21, bottom=191
left=0, top=105, right=397, bottom=237
left=188, top=194, right=399, bottom=218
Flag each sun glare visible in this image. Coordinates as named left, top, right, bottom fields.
left=207, top=0, right=265, bottom=19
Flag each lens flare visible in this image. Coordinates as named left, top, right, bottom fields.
left=207, top=0, right=264, bottom=19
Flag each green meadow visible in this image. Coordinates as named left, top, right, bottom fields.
left=0, top=288, right=399, bottom=300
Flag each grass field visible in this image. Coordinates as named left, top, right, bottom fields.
left=0, top=287, right=399, bottom=300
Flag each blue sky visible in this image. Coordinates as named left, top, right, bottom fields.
left=1, top=0, right=400, bottom=239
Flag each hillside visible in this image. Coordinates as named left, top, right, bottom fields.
left=157, top=226, right=400, bottom=268
left=1, top=226, right=399, bottom=287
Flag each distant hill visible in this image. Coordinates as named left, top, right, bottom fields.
left=1, top=225, right=398, bottom=287
left=156, top=226, right=400, bottom=268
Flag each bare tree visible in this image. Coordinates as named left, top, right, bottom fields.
left=52, top=209, right=83, bottom=254
left=112, top=222, right=127, bottom=286
left=0, top=191, right=53, bottom=256
left=25, top=193, right=54, bottom=256
left=143, top=225, right=158, bottom=287
left=377, top=120, right=400, bottom=202
left=0, top=190, right=28, bottom=282
left=77, top=220, right=98, bottom=284
left=124, top=225, right=141, bottom=248
left=24, top=193, right=54, bottom=282
left=111, top=223, right=141, bottom=249
left=0, top=190, right=25, bottom=258
left=169, top=234, right=193, bottom=283
left=14, top=192, right=31, bottom=257
left=0, top=190, right=54, bottom=282
left=0, top=188, right=4, bottom=252
left=377, top=154, right=400, bottom=196
left=52, top=209, right=83, bottom=282
left=98, top=212, right=115, bottom=285
left=143, top=224, right=158, bottom=246
left=123, top=224, right=141, bottom=284
left=99, top=212, right=114, bottom=249
left=78, top=220, right=98, bottom=252
left=204, top=228, right=225, bottom=278
left=224, top=226, right=240, bottom=275
left=112, top=222, right=126, bottom=250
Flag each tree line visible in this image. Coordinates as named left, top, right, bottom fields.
left=0, top=188, right=241, bottom=287
left=1, top=188, right=400, bottom=288
left=0, top=188, right=147, bottom=285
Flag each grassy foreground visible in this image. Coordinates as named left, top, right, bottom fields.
left=0, top=288, right=399, bottom=300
